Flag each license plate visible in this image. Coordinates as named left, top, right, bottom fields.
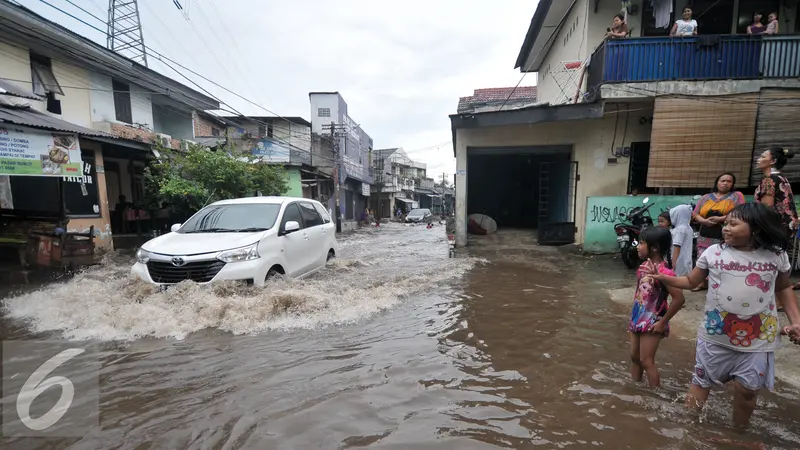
left=617, top=235, right=630, bottom=242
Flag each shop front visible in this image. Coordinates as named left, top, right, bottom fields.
left=0, top=120, right=108, bottom=274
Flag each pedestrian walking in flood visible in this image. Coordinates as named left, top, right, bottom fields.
left=669, top=204, right=694, bottom=277
left=646, top=202, right=800, bottom=429
left=628, top=226, right=686, bottom=388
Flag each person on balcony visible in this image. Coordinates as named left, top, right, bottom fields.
left=606, top=14, right=629, bottom=39
left=746, top=12, right=766, bottom=35
left=765, top=12, right=780, bottom=35
left=670, top=6, right=698, bottom=37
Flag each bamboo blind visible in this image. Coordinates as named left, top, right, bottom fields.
left=647, top=94, right=759, bottom=188
left=749, top=89, right=800, bottom=186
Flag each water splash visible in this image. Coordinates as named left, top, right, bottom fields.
left=2, top=224, right=481, bottom=341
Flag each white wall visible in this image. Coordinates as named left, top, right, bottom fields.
left=289, top=122, right=311, bottom=152
left=309, top=94, right=340, bottom=134
left=89, top=72, right=154, bottom=128
left=454, top=104, right=653, bottom=247
left=0, top=40, right=33, bottom=93
left=130, top=84, right=153, bottom=129
left=152, top=104, right=192, bottom=140
left=536, top=0, right=640, bottom=106
left=89, top=72, right=115, bottom=123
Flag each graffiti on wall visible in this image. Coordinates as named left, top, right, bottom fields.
left=583, top=195, right=765, bottom=254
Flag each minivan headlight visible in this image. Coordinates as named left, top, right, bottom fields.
left=217, top=244, right=260, bottom=263
left=136, top=248, right=150, bottom=264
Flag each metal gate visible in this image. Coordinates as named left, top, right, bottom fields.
left=538, top=161, right=578, bottom=245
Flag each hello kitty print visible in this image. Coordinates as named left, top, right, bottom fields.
left=697, top=244, right=790, bottom=352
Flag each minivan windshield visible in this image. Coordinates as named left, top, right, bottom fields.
left=179, top=203, right=281, bottom=233
left=408, top=209, right=429, bottom=217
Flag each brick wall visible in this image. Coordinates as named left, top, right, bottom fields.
left=193, top=111, right=222, bottom=138
left=109, top=122, right=180, bottom=150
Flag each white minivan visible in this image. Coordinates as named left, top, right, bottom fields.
left=131, top=196, right=339, bottom=286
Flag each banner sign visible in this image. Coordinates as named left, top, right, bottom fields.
left=251, top=139, right=290, bottom=163
left=0, top=125, right=82, bottom=176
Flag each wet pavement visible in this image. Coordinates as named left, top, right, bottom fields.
left=2, top=224, right=800, bottom=449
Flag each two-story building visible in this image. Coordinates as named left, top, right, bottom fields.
left=371, top=147, right=429, bottom=218
left=220, top=115, right=334, bottom=200
left=451, top=0, right=800, bottom=250
left=310, top=92, right=374, bottom=230
left=0, top=0, right=219, bottom=252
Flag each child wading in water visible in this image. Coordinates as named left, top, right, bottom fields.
left=646, top=202, right=800, bottom=428
left=629, top=227, right=686, bottom=387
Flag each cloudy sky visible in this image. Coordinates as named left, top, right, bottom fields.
left=18, top=0, right=538, bottom=180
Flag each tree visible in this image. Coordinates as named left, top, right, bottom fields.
left=143, top=142, right=289, bottom=216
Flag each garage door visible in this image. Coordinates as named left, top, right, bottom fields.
left=647, top=94, right=758, bottom=188
left=748, top=89, right=800, bottom=185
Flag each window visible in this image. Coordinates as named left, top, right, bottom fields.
left=30, top=54, right=64, bottom=97
left=63, top=152, right=100, bottom=217
left=313, top=202, right=331, bottom=223
left=267, top=124, right=274, bottom=138
left=280, top=202, right=304, bottom=232
left=318, top=108, right=331, bottom=118
left=258, top=124, right=266, bottom=137
left=737, top=0, right=779, bottom=33
left=299, top=202, right=324, bottom=227
left=211, top=127, right=220, bottom=136
left=112, top=79, right=133, bottom=124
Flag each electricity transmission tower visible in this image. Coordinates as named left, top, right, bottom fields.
left=107, top=0, right=148, bottom=66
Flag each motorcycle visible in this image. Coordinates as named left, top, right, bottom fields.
left=614, top=197, right=656, bottom=269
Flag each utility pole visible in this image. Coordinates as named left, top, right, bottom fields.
left=326, top=121, right=342, bottom=232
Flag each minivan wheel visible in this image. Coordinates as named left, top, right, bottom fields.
left=327, top=250, right=335, bottom=262
left=265, top=267, right=282, bottom=282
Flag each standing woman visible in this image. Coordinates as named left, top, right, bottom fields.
left=692, top=173, right=746, bottom=291
left=756, top=147, right=799, bottom=306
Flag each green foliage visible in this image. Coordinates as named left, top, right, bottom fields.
left=143, top=142, right=289, bottom=214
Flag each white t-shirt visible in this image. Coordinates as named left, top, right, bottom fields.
left=674, top=19, right=698, bottom=36
left=696, top=244, right=789, bottom=352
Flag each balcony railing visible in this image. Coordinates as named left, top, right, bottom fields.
left=587, top=35, right=800, bottom=93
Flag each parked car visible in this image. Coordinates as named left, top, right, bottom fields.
left=405, top=208, right=432, bottom=224
left=131, top=197, right=338, bottom=287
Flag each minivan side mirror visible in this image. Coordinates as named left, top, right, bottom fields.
left=283, top=221, right=300, bottom=235
left=170, top=223, right=182, bottom=233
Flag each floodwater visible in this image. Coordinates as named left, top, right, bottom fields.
left=2, top=224, right=800, bottom=449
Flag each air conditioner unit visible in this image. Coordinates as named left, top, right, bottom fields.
left=156, top=133, right=172, bottom=148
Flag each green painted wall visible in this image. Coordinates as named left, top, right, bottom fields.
left=584, top=195, right=759, bottom=254
left=284, top=167, right=303, bottom=198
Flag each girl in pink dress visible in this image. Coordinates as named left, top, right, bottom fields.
left=629, top=226, right=686, bottom=388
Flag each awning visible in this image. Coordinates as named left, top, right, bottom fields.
left=0, top=79, right=40, bottom=100
left=426, top=194, right=442, bottom=198
left=0, top=106, right=112, bottom=138
left=396, top=198, right=414, bottom=204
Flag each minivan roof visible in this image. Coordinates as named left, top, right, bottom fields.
left=210, top=196, right=318, bottom=206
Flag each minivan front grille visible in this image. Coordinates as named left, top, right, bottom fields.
left=146, top=260, right=226, bottom=284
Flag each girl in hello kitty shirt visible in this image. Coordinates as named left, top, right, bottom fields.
left=646, top=202, right=800, bottom=429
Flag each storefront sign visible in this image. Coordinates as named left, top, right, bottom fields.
left=361, top=182, right=370, bottom=196
left=0, top=126, right=82, bottom=176
left=251, top=139, right=290, bottom=163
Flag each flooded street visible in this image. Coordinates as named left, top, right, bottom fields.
left=3, top=224, right=800, bottom=449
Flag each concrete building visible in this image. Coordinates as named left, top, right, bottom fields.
left=219, top=115, right=333, bottom=200
left=0, top=0, right=219, bottom=251
left=309, top=92, right=374, bottom=230
left=371, top=148, right=427, bottom=218
left=451, top=0, right=800, bottom=250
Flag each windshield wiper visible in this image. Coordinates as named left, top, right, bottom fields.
left=183, top=228, right=236, bottom=233
left=234, top=227, right=269, bottom=232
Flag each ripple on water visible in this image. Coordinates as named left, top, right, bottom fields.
left=1, top=225, right=483, bottom=341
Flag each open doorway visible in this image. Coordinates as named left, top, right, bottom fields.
left=466, top=146, right=575, bottom=243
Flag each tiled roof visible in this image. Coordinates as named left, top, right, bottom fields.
left=457, top=86, right=537, bottom=113
left=0, top=106, right=112, bottom=137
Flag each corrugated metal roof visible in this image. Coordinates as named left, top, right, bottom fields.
left=0, top=106, right=112, bottom=137
left=0, top=79, right=40, bottom=100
